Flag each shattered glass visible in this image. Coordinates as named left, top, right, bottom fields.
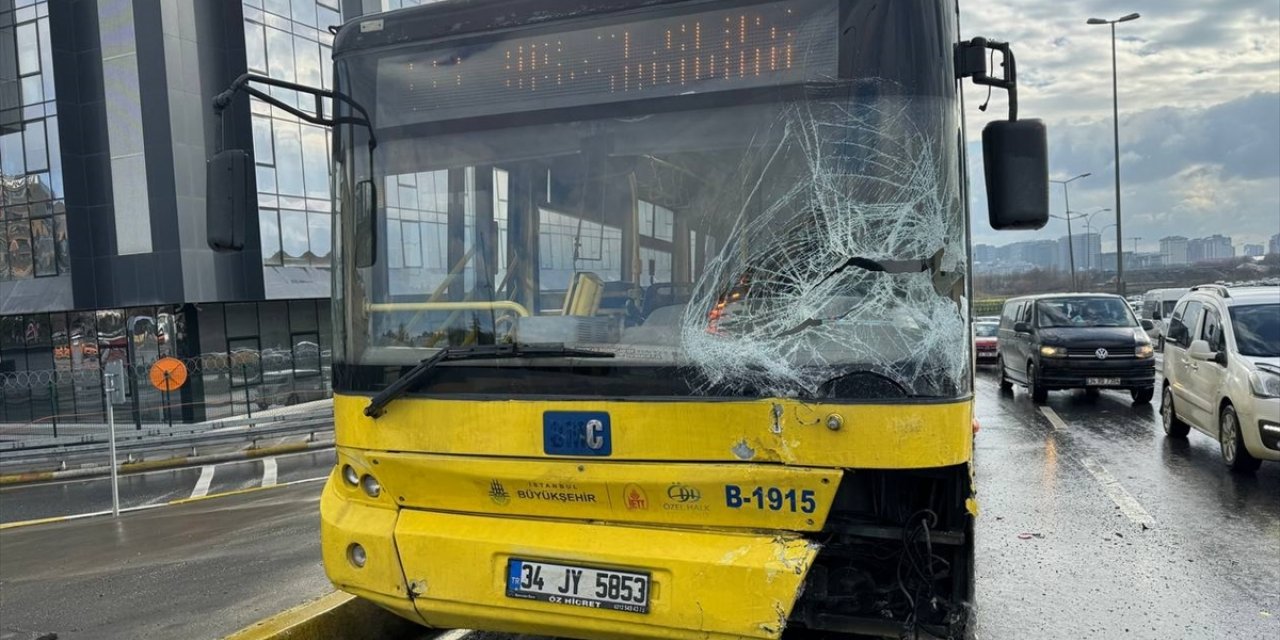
left=677, top=90, right=968, bottom=398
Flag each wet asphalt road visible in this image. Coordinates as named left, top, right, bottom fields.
left=0, top=449, right=335, bottom=524
left=0, top=371, right=1277, bottom=639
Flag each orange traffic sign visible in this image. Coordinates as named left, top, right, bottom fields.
left=149, top=357, right=188, bottom=392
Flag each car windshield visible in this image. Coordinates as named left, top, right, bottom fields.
left=974, top=323, right=998, bottom=337
left=1230, top=304, right=1280, bottom=357
left=1036, top=298, right=1138, bottom=328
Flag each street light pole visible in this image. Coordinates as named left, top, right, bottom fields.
left=1049, top=173, right=1091, bottom=291
left=1075, top=207, right=1111, bottom=270
left=1089, top=12, right=1140, bottom=296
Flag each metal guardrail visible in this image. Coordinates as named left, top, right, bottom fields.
left=0, top=413, right=334, bottom=467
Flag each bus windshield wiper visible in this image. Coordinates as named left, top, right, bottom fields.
left=364, top=344, right=614, bottom=418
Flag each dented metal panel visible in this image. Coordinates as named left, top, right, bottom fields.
left=340, top=451, right=843, bottom=531
left=333, top=394, right=973, bottom=469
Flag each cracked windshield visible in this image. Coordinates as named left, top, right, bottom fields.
left=1, top=1, right=1277, bottom=640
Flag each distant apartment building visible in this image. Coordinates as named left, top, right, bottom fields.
left=1159, top=236, right=1188, bottom=266
left=1242, top=244, right=1265, bottom=258
left=1270, top=233, right=1280, bottom=255
left=1057, top=233, right=1101, bottom=272
left=1187, top=235, right=1234, bottom=263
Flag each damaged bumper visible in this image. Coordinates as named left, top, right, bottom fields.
left=321, top=473, right=820, bottom=639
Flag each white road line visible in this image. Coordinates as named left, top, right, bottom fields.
left=190, top=465, right=216, bottom=499
left=1038, top=406, right=1069, bottom=431
left=262, top=457, right=278, bottom=487
left=433, top=630, right=475, bottom=640
left=1080, top=456, right=1155, bottom=528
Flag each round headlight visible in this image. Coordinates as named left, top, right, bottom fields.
left=341, top=464, right=359, bottom=486
left=360, top=474, right=381, bottom=498
left=347, top=543, right=367, bottom=568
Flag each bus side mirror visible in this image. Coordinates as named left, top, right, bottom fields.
left=206, top=150, right=251, bottom=251
left=983, top=119, right=1049, bottom=230
left=354, top=179, right=378, bottom=268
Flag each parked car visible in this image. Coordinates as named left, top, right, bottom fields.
left=997, top=294, right=1157, bottom=404
left=974, top=320, right=999, bottom=364
left=1141, top=287, right=1190, bottom=348
left=1161, top=285, right=1280, bottom=471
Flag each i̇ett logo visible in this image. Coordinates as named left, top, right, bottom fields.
left=623, top=484, right=649, bottom=510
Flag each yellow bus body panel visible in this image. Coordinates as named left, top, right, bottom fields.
left=332, top=394, right=972, bottom=468
left=323, top=393, right=973, bottom=637
left=347, top=451, right=842, bottom=531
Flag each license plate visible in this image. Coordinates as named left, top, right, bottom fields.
left=1086, top=377, right=1121, bottom=386
left=506, top=559, right=649, bottom=614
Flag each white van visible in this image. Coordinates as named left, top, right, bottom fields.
left=1142, top=287, right=1191, bottom=348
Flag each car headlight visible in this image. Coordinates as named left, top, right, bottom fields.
left=1135, top=344, right=1154, bottom=359
left=1040, top=345, right=1067, bottom=358
left=1249, top=369, right=1280, bottom=398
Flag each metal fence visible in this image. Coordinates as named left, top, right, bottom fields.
left=0, top=352, right=332, bottom=431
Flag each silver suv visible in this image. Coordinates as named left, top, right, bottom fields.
left=1161, top=285, right=1280, bottom=471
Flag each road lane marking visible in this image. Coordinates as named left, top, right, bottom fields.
left=434, top=630, right=475, bottom=640
left=1080, top=456, right=1155, bottom=528
left=262, top=457, right=278, bottom=487
left=190, top=465, right=216, bottom=499
left=2, top=477, right=329, bottom=530
left=1038, top=406, right=1069, bottom=431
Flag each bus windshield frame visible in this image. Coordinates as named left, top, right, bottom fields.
left=329, top=0, right=968, bottom=402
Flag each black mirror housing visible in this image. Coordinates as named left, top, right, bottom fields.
left=1013, top=321, right=1032, bottom=334
left=1140, top=319, right=1155, bottom=331
left=207, top=150, right=251, bottom=251
left=983, top=119, right=1049, bottom=230
left=353, top=180, right=378, bottom=268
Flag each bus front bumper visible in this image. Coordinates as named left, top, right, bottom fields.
left=321, top=477, right=820, bottom=640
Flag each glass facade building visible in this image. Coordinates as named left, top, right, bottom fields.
left=0, top=0, right=425, bottom=424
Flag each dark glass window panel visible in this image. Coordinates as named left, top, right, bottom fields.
left=69, top=310, right=100, bottom=370
left=7, top=219, right=32, bottom=278
left=225, top=302, right=259, bottom=338
left=252, top=114, right=274, bottom=165
left=0, top=130, right=23, bottom=175
left=30, top=214, right=54, bottom=276
left=21, top=74, right=42, bottom=105
left=291, top=0, right=317, bottom=28
left=288, top=299, right=318, bottom=332
left=45, top=116, right=60, bottom=197
left=245, top=22, right=267, bottom=74
left=52, top=212, right=68, bottom=273
left=294, top=35, right=321, bottom=89
left=293, top=331, right=320, bottom=375
left=263, top=0, right=290, bottom=19
left=23, top=119, right=46, bottom=172
left=228, top=337, right=261, bottom=387
left=317, top=7, right=339, bottom=32
left=273, top=119, right=304, bottom=196
left=94, top=309, right=126, bottom=370
left=300, top=123, right=328, bottom=199
left=259, top=209, right=283, bottom=266
left=319, top=44, right=333, bottom=90
left=308, top=211, right=330, bottom=261
left=279, top=209, right=309, bottom=264
left=50, top=311, right=69, bottom=369
left=256, top=164, right=277, bottom=194
left=37, top=17, right=54, bottom=102
left=8, top=204, right=28, bottom=219
left=386, top=217, right=402, bottom=268
left=15, top=22, right=37, bottom=74
left=265, top=26, right=295, bottom=83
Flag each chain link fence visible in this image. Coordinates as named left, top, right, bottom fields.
left=0, top=351, right=332, bottom=431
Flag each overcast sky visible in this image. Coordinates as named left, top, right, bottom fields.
left=960, top=0, right=1280, bottom=252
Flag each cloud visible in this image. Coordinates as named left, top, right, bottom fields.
left=964, top=0, right=1280, bottom=253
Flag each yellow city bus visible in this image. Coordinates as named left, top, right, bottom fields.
left=210, top=0, right=1047, bottom=637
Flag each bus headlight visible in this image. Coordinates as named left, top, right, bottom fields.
left=1249, top=370, right=1280, bottom=398
left=360, top=474, right=382, bottom=498
left=342, top=464, right=360, bottom=487
left=1039, top=346, right=1067, bottom=358
left=1135, top=344, right=1154, bottom=359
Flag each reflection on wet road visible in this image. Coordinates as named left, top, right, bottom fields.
left=972, top=367, right=1279, bottom=638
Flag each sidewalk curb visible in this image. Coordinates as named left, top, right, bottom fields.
left=0, top=440, right=334, bottom=486
left=222, top=590, right=437, bottom=640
